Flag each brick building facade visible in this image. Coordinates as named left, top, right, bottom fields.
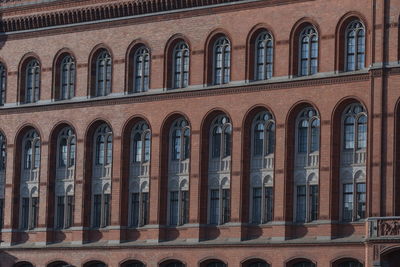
left=0, top=0, right=399, bottom=266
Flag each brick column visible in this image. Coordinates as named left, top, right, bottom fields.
left=110, top=135, right=122, bottom=242
left=72, top=138, right=85, bottom=243
left=188, top=129, right=201, bottom=240
left=230, top=126, right=242, bottom=223
left=149, top=131, right=161, bottom=241
left=37, top=140, right=49, bottom=244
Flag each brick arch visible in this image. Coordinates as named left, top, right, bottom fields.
left=246, top=23, right=276, bottom=81
left=330, top=97, right=368, bottom=221
left=241, top=104, right=276, bottom=223
left=125, top=39, right=152, bottom=93
left=87, top=44, right=114, bottom=97
left=120, top=115, right=152, bottom=228
left=284, top=101, right=320, bottom=222
left=335, top=11, right=369, bottom=72
left=82, top=120, right=113, bottom=229
left=203, top=28, right=232, bottom=85
left=52, top=48, right=77, bottom=100
left=159, top=112, right=192, bottom=225
left=11, top=125, right=42, bottom=229
left=46, top=121, right=77, bottom=232
left=163, top=33, right=192, bottom=89
left=17, top=52, right=41, bottom=104
left=289, top=17, right=321, bottom=77
left=199, top=108, right=232, bottom=226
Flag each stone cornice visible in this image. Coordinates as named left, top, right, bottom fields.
left=0, top=0, right=314, bottom=34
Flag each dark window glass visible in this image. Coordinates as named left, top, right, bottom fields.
left=172, top=129, right=181, bottom=161
left=248, top=262, right=270, bottom=267
left=299, top=27, right=318, bottom=76
left=252, top=187, right=262, bottom=223
left=254, top=123, right=264, bottom=156
left=31, top=197, right=39, bottom=229
left=0, top=198, right=3, bottom=229
left=293, top=262, right=315, bottom=267
left=223, top=126, right=232, bottom=157
left=212, top=127, right=222, bottom=158
left=142, top=192, right=149, bottom=225
left=25, top=59, right=40, bottom=103
left=357, top=115, right=367, bottom=149
left=93, top=194, right=101, bottom=228
left=339, top=261, right=363, bottom=267
left=133, top=133, right=142, bottom=163
left=103, top=193, right=111, bottom=227
left=210, top=189, right=219, bottom=224
left=344, top=116, right=355, bottom=149
left=169, top=191, right=179, bottom=226
left=310, top=119, right=320, bottom=153
left=66, top=195, right=74, bottom=228
left=181, top=190, right=189, bottom=225
left=264, top=186, right=273, bottom=222
left=346, top=21, right=365, bottom=71
left=130, top=193, right=139, bottom=227
left=21, top=197, right=29, bottom=230
left=298, top=120, right=308, bottom=153
left=222, top=189, right=230, bottom=224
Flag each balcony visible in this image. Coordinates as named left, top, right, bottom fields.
left=93, top=165, right=112, bottom=179
left=56, top=166, right=75, bottom=180
left=169, top=159, right=189, bottom=175
left=131, top=162, right=150, bottom=178
left=368, top=217, right=400, bottom=239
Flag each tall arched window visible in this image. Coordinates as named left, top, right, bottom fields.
left=0, top=133, right=6, bottom=229
left=173, top=42, right=190, bottom=89
left=134, top=46, right=150, bottom=93
left=346, top=20, right=365, bottom=71
left=20, top=130, right=40, bottom=230
left=213, top=37, right=231, bottom=85
left=92, top=124, right=112, bottom=228
left=208, top=115, right=231, bottom=225
left=25, top=59, right=40, bottom=103
left=299, top=26, right=318, bottom=76
left=95, top=50, right=112, bottom=97
left=168, top=118, right=190, bottom=225
left=0, top=63, right=6, bottom=106
left=55, top=127, right=76, bottom=229
left=294, top=107, right=320, bottom=222
left=255, top=31, right=273, bottom=80
left=59, top=55, right=75, bottom=100
left=129, top=122, right=150, bottom=227
left=250, top=111, right=275, bottom=224
left=341, top=103, right=367, bottom=222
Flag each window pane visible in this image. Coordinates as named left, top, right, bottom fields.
left=0, top=198, right=4, bottom=229
left=222, top=189, right=230, bottom=224
left=253, top=123, right=264, bottom=156
left=265, top=186, right=273, bottom=222
left=93, top=194, right=101, bottom=227
left=344, top=117, right=355, bottom=149
left=356, top=183, right=366, bottom=220
left=31, top=197, right=39, bottom=229
left=212, top=127, right=221, bottom=158
left=169, top=191, right=179, bottom=226
left=343, top=183, right=353, bottom=221
left=298, top=120, right=308, bottom=153
left=210, top=189, right=219, bottom=224
left=357, top=115, right=367, bottom=149
left=56, top=196, right=65, bottom=229
left=181, top=191, right=189, bottom=225
left=310, top=185, right=318, bottom=221
left=252, top=187, right=262, bottom=224
left=142, top=192, right=149, bottom=225
left=103, top=194, right=111, bottom=227
left=130, top=193, right=139, bottom=227
left=296, top=185, right=306, bottom=222
left=66, top=195, right=74, bottom=228
left=21, top=197, right=30, bottom=230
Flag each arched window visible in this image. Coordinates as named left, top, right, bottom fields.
left=294, top=107, right=320, bottom=222
left=208, top=115, right=231, bottom=225
left=0, top=133, right=6, bottom=229
left=213, top=37, right=231, bottom=85
left=92, top=124, right=112, bottom=228
left=129, top=122, right=150, bottom=227
left=0, top=63, right=6, bottom=106
left=341, top=103, right=367, bottom=222
left=59, top=55, right=75, bottom=100
left=134, top=46, right=150, bottom=93
left=255, top=31, right=273, bottom=80
left=95, top=50, right=112, bottom=97
left=168, top=118, right=190, bottom=226
left=25, top=59, right=40, bottom=103
left=55, top=127, right=76, bottom=229
left=299, top=26, right=318, bottom=76
left=293, top=262, right=315, bottom=267
left=20, top=130, right=40, bottom=230
left=173, top=42, right=190, bottom=89
left=346, top=20, right=365, bottom=71
left=251, top=111, right=275, bottom=224
left=338, top=261, right=363, bottom=267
